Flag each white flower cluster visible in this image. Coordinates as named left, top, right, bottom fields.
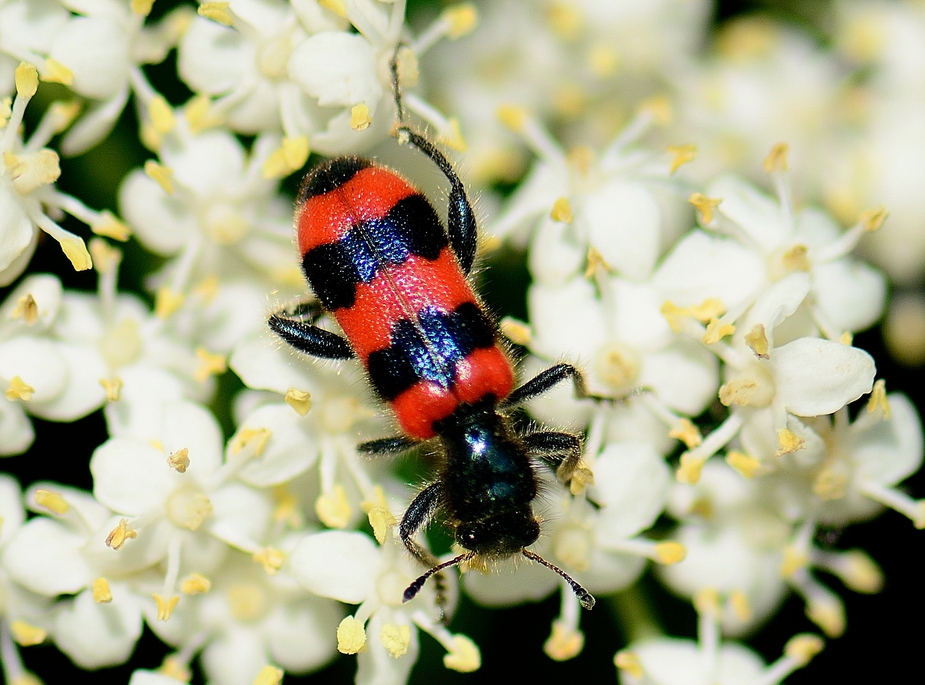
left=0, top=1, right=921, bottom=685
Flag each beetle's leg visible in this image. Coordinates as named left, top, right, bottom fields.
left=268, top=301, right=353, bottom=360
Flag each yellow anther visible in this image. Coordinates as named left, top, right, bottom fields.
left=812, top=465, right=847, bottom=501
left=443, top=3, right=478, bottom=39
left=316, top=484, right=351, bottom=529
left=669, top=419, right=702, bottom=449
left=443, top=635, right=481, bottom=672
left=34, top=489, right=69, bottom=515
left=840, top=331, right=853, bottom=345
left=544, top=620, right=584, bottom=661
left=614, top=651, right=643, bottom=679
left=155, top=286, right=185, bottom=319
left=180, top=572, right=212, bottom=595
left=199, top=2, right=234, bottom=26
left=584, top=247, right=611, bottom=279
left=840, top=550, right=884, bottom=593
left=726, top=450, right=762, bottom=479
left=186, top=94, right=222, bottom=133
left=380, top=623, right=411, bottom=658
left=566, top=464, right=594, bottom=495
left=337, top=616, right=367, bottom=654
left=546, top=2, right=582, bottom=39
left=318, top=0, right=347, bottom=18
left=272, top=485, right=303, bottom=528
left=15, top=62, right=39, bottom=98
left=784, top=634, right=824, bottom=666
left=360, top=486, right=396, bottom=543
left=5, top=376, right=34, bottom=401
left=193, top=274, right=220, bottom=303
left=59, top=233, right=93, bottom=271
left=158, top=655, right=192, bottom=682
left=253, top=665, right=283, bottom=685
left=262, top=136, right=309, bottom=179
left=782, top=244, right=811, bottom=272
left=588, top=43, right=619, bottom=78
left=149, top=95, right=176, bottom=134
left=437, top=118, right=466, bottom=152
left=350, top=103, right=371, bottom=131
left=285, top=388, right=312, bottom=415
left=667, top=144, right=697, bottom=174
left=496, top=104, right=529, bottom=132
left=764, top=142, right=789, bottom=173
left=703, top=317, right=735, bottom=344
left=166, top=447, right=190, bottom=473
left=776, top=428, right=805, bottom=455
left=106, top=518, right=138, bottom=549
left=806, top=597, right=844, bottom=638
left=100, top=377, right=124, bottom=402
left=230, top=426, right=272, bottom=457
left=779, top=546, right=808, bottom=578
left=131, top=0, right=155, bottom=16
left=859, top=205, right=888, bottom=232
left=144, top=160, right=174, bottom=194
left=655, top=541, right=687, bottom=564
left=499, top=317, right=532, bottom=346
left=694, top=587, right=720, bottom=615
left=153, top=594, right=180, bottom=621
left=194, top=347, right=227, bottom=382
left=92, top=577, right=113, bottom=603
left=676, top=452, right=706, bottom=485
left=89, top=238, right=123, bottom=275
left=729, top=590, right=752, bottom=622
left=49, top=100, right=82, bottom=132
left=10, top=621, right=46, bottom=646
left=689, top=193, right=722, bottom=225
left=252, top=546, right=284, bottom=575
left=865, top=379, right=890, bottom=420
left=640, top=95, right=673, bottom=126
left=12, top=293, right=38, bottom=324
left=744, top=323, right=770, bottom=358
left=550, top=197, right=573, bottom=223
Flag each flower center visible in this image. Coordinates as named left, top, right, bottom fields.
left=718, top=363, right=775, bottom=408
left=227, top=582, right=268, bottom=622
left=321, top=396, right=361, bottom=434
left=377, top=567, right=409, bottom=607
left=202, top=201, right=249, bottom=245
left=767, top=243, right=811, bottom=281
left=552, top=523, right=593, bottom=572
left=258, top=34, right=293, bottom=79
left=595, top=342, right=640, bottom=391
left=166, top=487, right=213, bottom=530
left=99, top=318, right=142, bottom=368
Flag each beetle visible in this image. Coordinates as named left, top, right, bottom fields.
left=269, top=56, right=595, bottom=614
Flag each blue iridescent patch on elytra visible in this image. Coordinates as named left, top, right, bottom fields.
left=367, top=303, right=495, bottom=400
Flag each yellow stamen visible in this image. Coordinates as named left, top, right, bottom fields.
left=550, top=196, right=573, bottom=223
left=106, top=518, right=138, bottom=549
left=194, top=347, right=227, bottom=382
left=866, top=379, right=890, bottom=419
left=544, top=620, right=583, bottom=661
left=252, top=546, right=284, bottom=575
left=744, top=324, right=770, bottom=358
left=350, top=103, right=371, bottom=131
left=316, top=484, right=351, bottom=529
left=614, top=651, right=643, bottom=679
left=15, top=62, right=39, bottom=98
left=443, top=635, right=481, bottom=672
left=667, top=144, right=697, bottom=174
left=253, top=665, right=284, bottom=685
left=149, top=95, right=176, bottom=134
left=337, top=616, right=367, bottom=654
left=496, top=104, right=529, bottom=132
left=155, top=286, right=184, bottom=319
left=144, top=160, right=174, bottom=194
left=784, top=634, right=824, bottom=666
left=92, top=577, right=113, bottom=603
left=262, top=136, right=309, bottom=179
left=655, top=541, right=686, bottom=564
left=702, top=317, right=735, bottom=344
left=380, top=623, right=411, bottom=658
left=777, top=428, right=804, bottom=455
left=726, top=450, right=762, bottom=479
left=499, top=317, right=532, bottom=346
left=318, top=0, right=347, bottom=18
left=167, top=447, right=190, bottom=473
left=779, top=546, right=808, bottom=578
left=10, top=621, right=46, bottom=646
left=763, top=142, right=789, bottom=173
left=859, top=205, right=888, bottom=232
left=34, top=489, right=68, bottom=515
left=100, top=377, right=124, bottom=402
left=5, top=376, right=34, bottom=401
left=689, top=193, right=722, bottom=224
left=153, top=594, right=180, bottom=621
left=131, top=0, right=155, bottom=16
left=443, top=3, right=478, bottom=39
left=669, top=419, right=702, bottom=449
left=12, top=293, right=38, bottom=324
left=180, top=572, right=211, bottom=595
left=199, top=2, right=234, bottom=26
left=285, top=388, right=312, bottom=415
left=676, top=452, right=706, bottom=485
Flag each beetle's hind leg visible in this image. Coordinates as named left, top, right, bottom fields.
left=268, top=300, right=354, bottom=360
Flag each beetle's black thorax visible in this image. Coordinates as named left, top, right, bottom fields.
left=435, top=400, right=540, bottom=556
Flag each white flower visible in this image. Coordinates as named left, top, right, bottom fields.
left=292, top=528, right=478, bottom=684
left=90, top=401, right=277, bottom=623
left=0, top=62, right=97, bottom=284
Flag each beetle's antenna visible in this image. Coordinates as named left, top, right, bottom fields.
left=403, top=552, right=473, bottom=603
left=522, top=549, right=596, bottom=610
